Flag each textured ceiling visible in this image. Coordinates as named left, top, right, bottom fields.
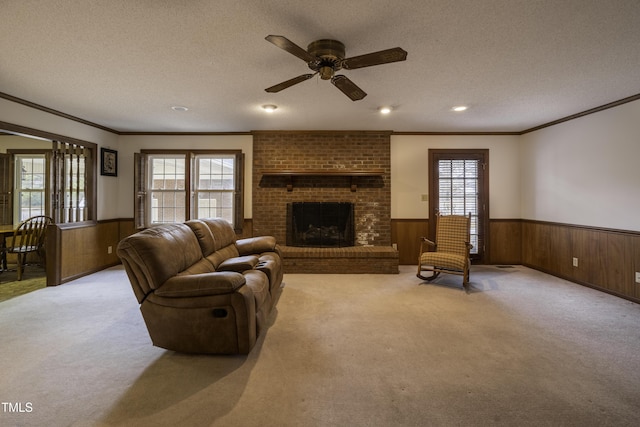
left=1, top=0, right=639, bottom=133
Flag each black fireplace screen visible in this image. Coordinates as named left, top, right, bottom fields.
left=287, top=202, right=355, bottom=247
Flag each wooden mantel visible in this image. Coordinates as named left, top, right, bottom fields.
left=262, top=169, right=385, bottom=192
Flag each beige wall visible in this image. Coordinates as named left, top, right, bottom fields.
left=0, top=135, right=52, bottom=152
left=390, top=134, right=521, bottom=219
left=520, top=99, right=640, bottom=232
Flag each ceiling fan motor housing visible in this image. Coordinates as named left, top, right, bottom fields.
left=307, top=39, right=345, bottom=79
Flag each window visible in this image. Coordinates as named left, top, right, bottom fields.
left=135, top=150, right=244, bottom=231
left=194, top=155, right=236, bottom=222
left=429, top=149, right=489, bottom=261
left=15, top=154, right=46, bottom=221
left=149, top=155, right=186, bottom=224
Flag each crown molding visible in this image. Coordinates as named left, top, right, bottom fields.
left=391, top=131, right=520, bottom=136
left=520, top=93, right=640, bottom=134
left=3, top=91, right=640, bottom=136
left=119, top=132, right=252, bottom=136
left=0, top=92, right=119, bottom=134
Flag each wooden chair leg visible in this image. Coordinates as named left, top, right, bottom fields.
left=17, top=253, right=25, bottom=281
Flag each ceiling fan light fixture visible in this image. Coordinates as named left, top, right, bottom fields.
left=452, top=105, right=468, bottom=112
left=262, top=104, right=278, bottom=113
left=319, top=66, right=334, bottom=80
left=379, top=106, right=392, bottom=114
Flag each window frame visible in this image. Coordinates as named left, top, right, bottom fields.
left=429, top=149, right=489, bottom=262
left=148, top=153, right=188, bottom=225
left=193, top=154, right=238, bottom=223
left=136, top=149, right=244, bottom=232
left=12, top=152, right=47, bottom=222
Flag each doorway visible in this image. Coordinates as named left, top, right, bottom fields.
left=429, top=149, right=489, bottom=262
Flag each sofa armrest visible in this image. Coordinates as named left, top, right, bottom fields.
left=217, top=255, right=260, bottom=272
left=155, top=271, right=246, bottom=298
left=236, top=236, right=277, bottom=256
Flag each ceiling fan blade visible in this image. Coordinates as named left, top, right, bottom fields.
left=265, top=74, right=315, bottom=93
left=265, top=35, right=316, bottom=63
left=331, top=75, right=367, bottom=101
left=342, top=47, right=408, bottom=70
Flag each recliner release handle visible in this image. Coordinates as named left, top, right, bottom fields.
left=212, top=308, right=228, bottom=318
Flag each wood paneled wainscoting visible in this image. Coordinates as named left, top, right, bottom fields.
left=46, top=219, right=136, bottom=286
left=391, top=218, right=523, bottom=266
left=391, top=219, right=429, bottom=265
left=488, top=219, right=522, bottom=265
left=522, top=220, right=640, bottom=303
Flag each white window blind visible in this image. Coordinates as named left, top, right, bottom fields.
left=438, top=159, right=480, bottom=254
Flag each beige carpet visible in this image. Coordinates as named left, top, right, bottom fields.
left=1, top=265, right=639, bottom=426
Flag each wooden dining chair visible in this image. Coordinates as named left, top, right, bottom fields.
left=4, top=215, right=52, bottom=280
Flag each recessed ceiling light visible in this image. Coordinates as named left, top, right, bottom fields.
left=452, top=105, right=468, bottom=112
left=262, top=104, right=278, bottom=113
left=378, top=106, right=392, bottom=114
left=171, top=105, right=189, bottom=112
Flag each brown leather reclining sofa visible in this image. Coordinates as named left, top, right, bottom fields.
left=117, top=218, right=283, bottom=354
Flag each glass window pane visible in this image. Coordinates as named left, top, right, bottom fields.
left=195, top=190, right=234, bottom=222
left=16, top=155, right=47, bottom=221
left=150, top=190, right=186, bottom=224
left=197, top=156, right=235, bottom=191
left=440, top=163, right=450, bottom=178
left=194, top=154, right=236, bottom=222
left=148, top=155, right=186, bottom=224
left=151, top=156, right=185, bottom=190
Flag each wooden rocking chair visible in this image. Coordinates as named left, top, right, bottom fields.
left=417, top=213, right=472, bottom=288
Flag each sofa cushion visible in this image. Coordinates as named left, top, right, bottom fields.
left=206, top=245, right=241, bottom=269
left=218, top=255, right=260, bottom=272
left=236, top=236, right=277, bottom=255
left=200, top=218, right=238, bottom=250
left=181, top=258, right=216, bottom=275
left=117, top=223, right=204, bottom=295
left=155, top=271, right=246, bottom=297
left=185, top=219, right=216, bottom=256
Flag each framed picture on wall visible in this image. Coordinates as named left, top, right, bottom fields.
left=101, top=148, right=118, bottom=177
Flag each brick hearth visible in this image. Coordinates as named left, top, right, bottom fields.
left=280, top=246, right=399, bottom=274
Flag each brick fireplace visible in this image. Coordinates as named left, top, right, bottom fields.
left=252, top=131, right=398, bottom=273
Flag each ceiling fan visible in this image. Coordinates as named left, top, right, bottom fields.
left=264, top=35, right=408, bottom=101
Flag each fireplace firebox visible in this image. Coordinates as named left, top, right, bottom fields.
left=287, top=202, right=354, bottom=247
